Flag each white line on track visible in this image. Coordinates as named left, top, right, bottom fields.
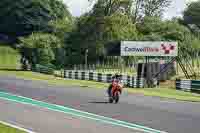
left=0, top=120, right=37, bottom=133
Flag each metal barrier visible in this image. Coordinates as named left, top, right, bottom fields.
left=176, top=79, right=200, bottom=92
left=64, top=70, right=147, bottom=88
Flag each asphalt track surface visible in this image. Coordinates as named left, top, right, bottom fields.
left=0, top=99, right=142, bottom=133
left=0, top=76, right=200, bottom=133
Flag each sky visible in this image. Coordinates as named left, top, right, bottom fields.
left=63, top=0, right=198, bottom=19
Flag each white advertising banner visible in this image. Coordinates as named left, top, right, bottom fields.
left=121, top=41, right=178, bottom=56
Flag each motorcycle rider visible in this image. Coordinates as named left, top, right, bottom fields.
left=107, top=73, right=123, bottom=97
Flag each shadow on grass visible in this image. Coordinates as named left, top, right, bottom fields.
left=191, top=90, right=200, bottom=94
left=80, top=85, right=89, bottom=88
left=0, top=68, right=24, bottom=71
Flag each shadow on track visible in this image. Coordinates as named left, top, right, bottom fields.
left=88, top=101, right=109, bottom=104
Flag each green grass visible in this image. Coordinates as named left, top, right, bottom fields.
left=0, top=45, right=21, bottom=69
left=0, top=70, right=109, bottom=89
left=128, top=88, right=200, bottom=102
left=0, top=123, right=26, bottom=133
left=0, top=70, right=200, bottom=102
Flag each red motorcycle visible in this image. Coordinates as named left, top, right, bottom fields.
left=109, top=79, right=123, bottom=104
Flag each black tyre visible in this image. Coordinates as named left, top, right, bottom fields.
left=109, top=98, right=113, bottom=103
left=115, top=93, right=119, bottom=103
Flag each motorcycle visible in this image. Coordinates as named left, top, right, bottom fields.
left=108, top=80, right=123, bottom=104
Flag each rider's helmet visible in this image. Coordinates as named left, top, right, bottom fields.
left=115, top=73, right=121, bottom=79
left=112, top=73, right=120, bottom=82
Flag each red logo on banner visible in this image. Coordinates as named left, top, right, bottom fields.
left=161, top=44, right=175, bottom=54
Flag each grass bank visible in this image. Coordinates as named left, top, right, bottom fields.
left=0, top=70, right=200, bottom=102
left=0, top=70, right=109, bottom=89
left=0, top=45, right=21, bottom=69
left=0, top=122, right=26, bottom=133
left=128, top=88, right=200, bottom=102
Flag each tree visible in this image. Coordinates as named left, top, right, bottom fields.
left=142, top=0, right=171, bottom=17
left=48, top=17, right=74, bottom=68
left=179, top=32, right=200, bottom=68
left=89, top=0, right=171, bottom=22
left=137, top=16, right=190, bottom=42
left=19, top=33, right=62, bottom=48
left=36, top=48, right=55, bottom=65
left=162, top=20, right=190, bottom=41
left=65, top=12, right=138, bottom=65
left=132, top=0, right=142, bottom=22
left=0, top=0, right=71, bottom=39
left=183, top=1, right=200, bottom=31
left=49, top=17, right=74, bottom=44
left=89, top=0, right=132, bottom=16
left=132, top=0, right=171, bottom=22
left=19, top=33, right=62, bottom=69
left=49, top=0, right=72, bottom=19
left=137, top=16, right=165, bottom=35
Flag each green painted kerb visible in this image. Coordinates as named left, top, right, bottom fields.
left=0, top=91, right=167, bottom=133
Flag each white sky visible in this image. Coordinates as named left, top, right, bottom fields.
left=63, top=0, right=198, bottom=19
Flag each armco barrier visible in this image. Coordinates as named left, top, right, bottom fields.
left=64, top=70, right=146, bottom=88
left=176, top=79, right=200, bottom=92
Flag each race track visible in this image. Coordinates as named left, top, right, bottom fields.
left=0, top=99, right=143, bottom=133
left=0, top=76, right=200, bottom=133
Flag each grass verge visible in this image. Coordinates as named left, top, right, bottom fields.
left=0, top=45, right=21, bottom=69
left=0, top=70, right=200, bottom=102
left=128, top=88, right=200, bottom=102
left=0, top=70, right=109, bottom=89
left=0, top=122, right=26, bottom=133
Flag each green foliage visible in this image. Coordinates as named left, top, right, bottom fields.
left=137, top=17, right=165, bottom=35
left=19, top=33, right=62, bottom=68
left=181, top=33, right=200, bottom=58
left=36, top=48, right=55, bottom=65
left=90, top=0, right=171, bottom=19
left=47, top=17, right=74, bottom=68
left=49, top=18, right=74, bottom=44
left=19, top=32, right=62, bottom=48
left=183, top=1, right=200, bottom=29
left=90, top=0, right=132, bottom=16
left=139, top=0, right=171, bottom=17
left=102, top=13, right=138, bottom=40
left=140, top=34, right=164, bottom=41
left=35, top=64, right=54, bottom=75
left=137, top=16, right=190, bottom=42
left=162, top=20, right=190, bottom=41
left=52, top=48, right=66, bottom=69
left=48, top=0, right=72, bottom=19
left=65, top=13, right=138, bottom=64
left=0, top=0, right=71, bottom=37
left=1, top=0, right=200, bottom=70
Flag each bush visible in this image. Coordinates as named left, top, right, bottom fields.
left=19, top=33, right=62, bottom=68
left=34, top=64, right=54, bottom=75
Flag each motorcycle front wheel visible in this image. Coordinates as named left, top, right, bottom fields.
left=109, top=97, right=113, bottom=103
left=114, top=92, right=119, bottom=103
